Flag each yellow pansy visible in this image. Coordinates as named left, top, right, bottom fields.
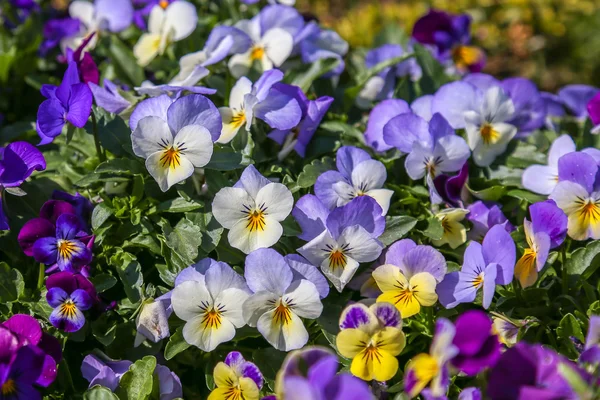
left=432, top=208, right=469, bottom=249
left=208, top=362, right=260, bottom=400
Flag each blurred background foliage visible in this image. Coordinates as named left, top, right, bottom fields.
left=297, top=0, right=600, bottom=91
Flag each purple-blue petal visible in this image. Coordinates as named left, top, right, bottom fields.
left=334, top=146, right=371, bottom=180
left=529, top=200, right=568, bottom=248
left=383, top=112, right=432, bottom=153
left=66, top=83, right=93, bottom=128
left=166, top=94, right=222, bottom=142
left=71, top=289, right=93, bottom=311
left=46, top=287, right=69, bottom=308
left=557, top=151, right=598, bottom=194
left=365, top=99, right=411, bottom=152
left=36, top=99, right=66, bottom=143
left=292, top=195, right=329, bottom=242
left=0, top=141, right=46, bottom=187
left=481, top=225, right=515, bottom=285
left=325, top=196, right=385, bottom=239
left=558, top=84, right=599, bottom=118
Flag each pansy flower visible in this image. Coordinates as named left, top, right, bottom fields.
left=298, top=22, right=349, bottom=78
left=383, top=113, right=470, bottom=180
left=171, top=259, right=250, bottom=352
left=134, top=300, right=170, bottom=347
left=218, top=69, right=301, bottom=144
left=451, top=310, right=501, bottom=376
left=242, top=249, right=324, bottom=351
left=372, top=239, right=446, bottom=318
left=298, top=196, right=385, bottom=292
left=130, top=94, right=221, bottom=192
left=466, top=200, right=514, bottom=240
left=315, top=146, right=394, bottom=215
left=364, top=99, right=411, bottom=152
left=429, top=162, right=469, bottom=207
left=212, top=165, right=294, bottom=254
left=36, top=62, right=93, bottom=145
left=514, top=200, right=567, bottom=288
left=134, top=67, right=216, bottom=98
left=336, top=302, right=406, bottom=381
left=208, top=352, right=263, bottom=400
left=433, top=208, right=470, bottom=249
left=267, top=83, right=333, bottom=160
left=587, top=91, right=600, bottom=134
left=522, top=135, right=576, bottom=195
left=549, top=151, right=600, bottom=240
left=132, top=0, right=177, bottom=30
left=89, top=79, right=131, bottom=114
left=0, top=141, right=46, bottom=230
left=46, top=272, right=96, bottom=332
left=438, top=224, right=516, bottom=309
left=39, top=18, right=80, bottom=55
left=404, top=318, right=458, bottom=398
left=580, top=315, right=600, bottom=364
left=558, top=84, right=599, bottom=120
left=228, top=5, right=303, bottom=77
left=133, top=1, right=197, bottom=67
left=0, top=345, right=47, bottom=400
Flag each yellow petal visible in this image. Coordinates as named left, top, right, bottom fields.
left=372, top=264, right=408, bottom=292
left=350, top=348, right=374, bottom=381
left=239, top=377, right=260, bottom=400
left=372, top=327, right=406, bottom=356
left=406, top=353, right=439, bottom=398
left=371, top=348, right=400, bottom=382
left=207, top=388, right=232, bottom=400
left=410, top=272, right=438, bottom=307
left=336, top=328, right=369, bottom=359
left=515, top=249, right=538, bottom=288
left=213, top=362, right=237, bottom=389
left=133, top=33, right=161, bottom=67
left=377, top=290, right=421, bottom=319
left=434, top=219, right=467, bottom=249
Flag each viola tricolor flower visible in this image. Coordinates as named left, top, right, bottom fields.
left=522, top=134, right=576, bottom=195
left=297, top=196, right=385, bottom=292
left=275, top=346, right=373, bottom=399
left=212, top=165, right=293, bottom=254
left=438, top=224, right=516, bottom=309
left=134, top=1, right=197, bottom=66
left=171, top=259, right=250, bottom=352
left=336, top=302, right=406, bottom=381
left=383, top=113, right=470, bottom=180
left=404, top=318, right=458, bottom=398
left=450, top=310, right=501, bottom=375
left=0, top=141, right=46, bottom=230
left=433, top=208, right=470, bottom=249
left=242, top=249, right=324, bottom=351
left=130, top=94, right=221, bottom=192
left=36, top=62, right=93, bottom=145
left=267, top=83, right=333, bottom=160
left=492, top=316, right=522, bottom=347
left=514, top=201, right=567, bottom=288
left=372, top=239, right=446, bottom=318
left=217, top=69, right=301, bottom=144
left=587, top=91, right=600, bottom=134
left=549, top=151, right=600, bottom=240
left=466, top=200, right=514, bottom=240
left=46, top=272, right=96, bottom=332
left=315, top=146, right=394, bottom=214
left=89, top=79, right=131, bottom=114
left=364, top=99, right=411, bottom=152
left=298, top=22, right=349, bottom=77
left=134, top=300, right=170, bottom=347
left=208, top=352, right=263, bottom=400
left=430, top=162, right=469, bottom=207
left=558, top=84, right=599, bottom=119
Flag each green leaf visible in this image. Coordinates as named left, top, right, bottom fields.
left=466, top=183, right=507, bottom=202
left=556, top=313, right=584, bottom=342
left=379, top=216, right=418, bottom=246
left=290, top=57, right=340, bottom=92
left=204, top=145, right=244, bottom=170
left=110, top=251, right=143, bottom=303
left=109, top=36, right=145, bottom=86
left=123, top=235, right=162, bottom=255
left=185, top=212, right=224, bottom=254
left=565, top=240, right=600, bottom=281
left=506, top=189, right=547, bottom=204
left=98, top=116, right=135, bottom=157
left=296, top=157, right=335, bottom=189
left=92, top=203, right=115, bottom=230
left=319, top=121, right=365, bottom=144
left=116, top=356, right=157, bottom=400
left=157, top=197, right=204, bottom=213
left=414, top=43, right=450, bottom=94
left=0, top=263, right=24, bottom=303
left=421, top=217, right=443, bottom=241
left=90, top=274, right=118, bottom=293
left=164, top=326, right=191, bottom=360
left=95, top=159, right=144, bottom=175
left=84, top=385, right=120, bottom=400
left=164, top=218, right=203, bottom=263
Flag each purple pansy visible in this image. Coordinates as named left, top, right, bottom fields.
left=46, top=272, right=96, bottom=332
left=0, top=345, right=46, bottom=400
left=297, top=196, right=385, bottom=292
left=89, top=79, right=131, bottom=114
left=587, top=92, right=600, bottom=134
left=430, top=162, right=469, bottom=207
left=298, top=21, right=348, bottom=78
left=62, top=33, right=99, bottom=86
left=0, top=141, right=46, bottom=230
left=501, top=77, right=547, bottom=136
left=438, top=224, right=516, bottom=309
left=36, top=62, right=93, bottom=145
left=268, top=83, right=333, bottom=159
left=451, top=310, right=501, bottom=375
left=487, top=342, right=580, bottom=400
left=39, top=18, right=81, bottom=56
left=314, top=146, right=394, bottom=215
left=383, top=112, right=470, bottom=180
left=276, top=346, right=373, bottom=400
left=558, top=84, right=599, bottom=119
left=467, top=201, right=514, bottom=240
left=224, top=352, right=263, bottom=389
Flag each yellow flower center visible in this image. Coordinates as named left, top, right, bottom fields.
left=245, top=208, right=266, bottom=232
left=231, top=111, right=246, bottom=129
left=1, top=379, right=16, bottom=395
left=201, top=307, right=223, bottom=329
left=361, top=344, right=384, bottom=363
left=222, top=387, right=243, bottom=400
left=328, top=250, right=347, bottom=270
left=60, top=300, right=78, bottom=319
left=159, top=146, right=182, bottom=170
left=412, top=354, right=440, bottom=384
left=57, top=240, right=77, bottom=260
left=273, top=302, right=292, bottom=325
left=480, top=124, right=500, bottom=145
left=472, top=273, right=484, bottom=289
left=250, top=45, right=265, bottom=61
left=159, top=0, right=169, bottom=8
left=452, top=45, right=481, bottom=69
left=441, top=217, right=452, bottom=235
left=579, top=200, right=600, bottom=223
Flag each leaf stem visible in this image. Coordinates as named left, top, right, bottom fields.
left=91, top=112, right=106, bottom=162
left=37, top=263, right=45, bottom=290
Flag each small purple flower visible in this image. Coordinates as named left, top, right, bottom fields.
left=89, top=79, right=131, bottom=114
left=314, top=146, right=394, bottom=215
left=430, top=162, right=469, bottom=207
left=46, top=272, right=96, bottom=332
left=39, top=18, right=81, bottom=56
left=0, top=141, right=46, bottom=230
left=558, top=85, right=599, bottom=119
left=438, top=224, right=516, bottom=309
left=487, top=342, right=580, bottom=400
left=276, top=346, right=373, bottom=400
left=30, top=214, right=93, bottom=273
left=587, top=92, right=600, bottom=134
left=467, top=201, right=514, bottom=241
left=63, top=33, right=99, bottom=85
left=299, top=22, right=348, bottom=78
left=451, top=310, right=501, bottom=375
left=36, top=62, right=93, bottom=145
left=522, top=134, right=576, bottom=195
left=0, top=345, right=46, bottom=400
left=268, top=83, right=333, bottom=159
left=580, top=315, right=600, bottom=364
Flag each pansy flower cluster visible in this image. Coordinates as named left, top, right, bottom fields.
left=2, top=0, right=600, bottom=399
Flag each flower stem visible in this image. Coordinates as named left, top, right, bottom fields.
left=91, top=112, right=106, bottom=162
left=37, top=263, right=45, bottom=290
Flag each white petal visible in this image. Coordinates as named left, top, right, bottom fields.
left=147, top=5, right=165, bottom=34
left=351, top=159, right=387, bottom=192
left=284, top=280, right=323, bottom=319
left=164, top=1, right=198, bottom=41
left=260, top=55, right=274, bottom=73
left=146, top=150, right=194, bottom=192
left=472, top=122, right=517, bottom=167
left=483, top=86, right=514, bottom=123
left=182, top=314, right=236, bottom=352
left=212, top=187, right=253, bottom=229
left=131, top=116, right=173, bottom=159
left=320, top=256, right=359, bottom=293
left=522, top=165, right=558, bottom=195
left=365, top=189, right=394, bottom=215
left=357, top=76, right=385, bottom=108
left=235, top=18, right=261, bottom=42
left=255, top=183, right=294, bottom=221
left=257, top=309, right=308, bottom=351
left=332, top=180, right=356, bottom=207
left=242, top=291, right=280, bottom=327
left=134, top=33, right=162, bottom=67
left=548, top=134, right=576, bottom=167
left=214, top=288, right=250, bottom=328
left=228, top=52, right=254, bottom=79
left=435, top=135, right=471, bottom=173
left=340, top=225, right=384, bottom=263
left=69, top=1, right=95, bottom=28
left=230, top=77, right=253, bottom=109
left=262, top=28, right=293, bottom=67
left=549, top=181, right=589, bottom=215
left=297, top=230, right=337, bottom=267
left=228, top=216, right=283, bottom=254
left=171, top=280, right=211, bottom=321
left=217, top=107, right=245, bottom=144
left=464, top=110, right=484, bottom=151
left=404, top=144, right=430, bottom=180
left=173, top=125, right=214, bottom=167
left=173, top=50, right=207, bottom=83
